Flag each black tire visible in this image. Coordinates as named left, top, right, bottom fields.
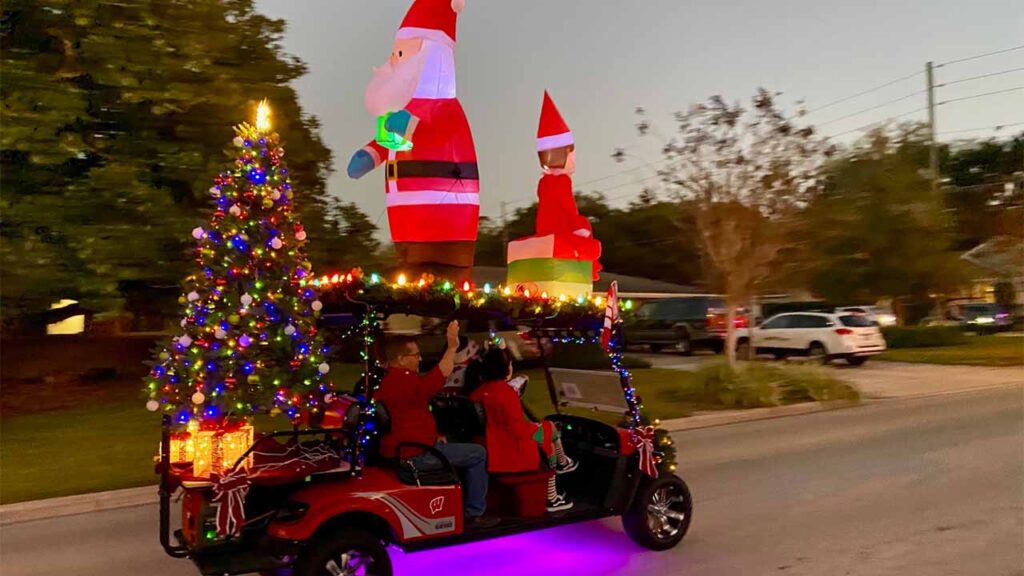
left=674, top=332, right=693, bottom=356
left=649, top=344, right=664, bottom=353
left=622, top=474, right=693, bottom=551
left=847, top=356, right=867, bottom=366
left=735, top=339, right=751, bottom=360
left=294, top=529, right=392, bottom=576
left=808, top=342, right=829, bottom=365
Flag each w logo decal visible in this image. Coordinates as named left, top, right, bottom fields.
left=429, top=496, right=445, bottom=515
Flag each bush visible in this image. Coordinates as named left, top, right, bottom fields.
left=691, top=360, right=859, bottom=409
left=882, top=326, right=967, bottom=349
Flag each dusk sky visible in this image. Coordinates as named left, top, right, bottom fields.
left=255, top=0, right=1024, bottom=229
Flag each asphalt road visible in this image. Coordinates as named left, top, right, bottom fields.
left=2, top=386, right=1021, bottom=576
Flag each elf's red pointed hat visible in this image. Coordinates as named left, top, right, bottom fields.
left=537, top=91, right=573, bottom=152
left=396, top=0, right=465, bottom=48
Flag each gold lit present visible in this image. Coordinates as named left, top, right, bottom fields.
left=191, top=423, right=254, bottom=478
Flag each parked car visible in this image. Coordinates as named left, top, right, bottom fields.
left=959, top=303, right=1013, bottom=333
left=735, top=311, right=887, bottom=365
left=834, top=305, right=897, bottom=327
left=623, top=296, right=748, bottom=355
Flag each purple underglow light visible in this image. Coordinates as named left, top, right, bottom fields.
left=390, top=520, right=662, bottom=576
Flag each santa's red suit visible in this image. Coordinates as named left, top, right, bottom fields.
left=353, top=0, right=479, bottom=278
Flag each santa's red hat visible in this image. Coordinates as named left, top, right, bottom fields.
left=537, top=91, right=574, bottom=151
left=396, top=0, right=465, bottom=48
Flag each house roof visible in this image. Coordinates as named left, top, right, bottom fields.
left=962, top=236, right=1024, bottom=278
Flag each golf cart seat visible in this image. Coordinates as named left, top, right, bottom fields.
left=428, top=394, right=486, bottom=443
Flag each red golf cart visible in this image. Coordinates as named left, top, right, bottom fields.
left=157, top=278, right=693, bottom=576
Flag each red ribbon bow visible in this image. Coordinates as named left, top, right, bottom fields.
left=631, top=425, right=659, bottom=478
left=211, top=468, right=251, bottom=536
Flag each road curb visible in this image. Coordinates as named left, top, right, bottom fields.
left=660, top=400, right=854, bottom=432
left=0, top=485, right=156, bottom=526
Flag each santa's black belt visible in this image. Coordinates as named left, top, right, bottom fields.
left=386, top=160, right=479, bottom=181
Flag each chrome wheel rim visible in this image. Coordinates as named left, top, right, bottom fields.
left=325, top=550, right=373, bottom=576
left=646, top=485, right=688, bottom=540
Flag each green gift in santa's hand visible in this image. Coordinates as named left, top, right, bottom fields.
left=376, top=111, right=413, bottom=151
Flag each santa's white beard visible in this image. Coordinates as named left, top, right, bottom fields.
left=364, top=41, right=457, bottom=116
left=364, top=49, right=426, bottom=117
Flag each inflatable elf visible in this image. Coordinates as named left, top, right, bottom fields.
left=507, top=92, right=601, bottom=296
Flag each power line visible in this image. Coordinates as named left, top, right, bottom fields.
left=937, top=44, right=1024, bottom=68
left=829, top=106, right=928, bottom=138
left=937, top=121, right=1024, bottom=136
left=938, top=86, right=1024, bottom=106
left=937, top=67, right=1024, bottom=88
left=803, top=70, right=922, bottom=116
left=818, top=90, right=926, bottom=126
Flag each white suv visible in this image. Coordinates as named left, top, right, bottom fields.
left=736, top=312, right=887, bottom=366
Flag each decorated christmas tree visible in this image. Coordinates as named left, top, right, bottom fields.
left=145, top=101, right=331, bottom=426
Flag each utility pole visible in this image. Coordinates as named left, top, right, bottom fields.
left=926, top=61, right=939, bottom=193
left=500, top=201, right=509, bottom=247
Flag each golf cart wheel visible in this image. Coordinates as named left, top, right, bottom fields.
left=808, top=342, right=829, bottom=364
left=847, top=356, right=867, bottom=366
left=623, top=474, right=693, bottom=551
left=294, top=529, right=392, bottom=576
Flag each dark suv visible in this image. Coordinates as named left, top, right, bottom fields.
left=623, top=296, right=747, bottom=354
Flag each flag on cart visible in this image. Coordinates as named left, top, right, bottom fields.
left=600, top=281, right=620, bottom=352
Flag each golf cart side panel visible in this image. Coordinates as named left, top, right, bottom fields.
left=268, top=467, right=463, bottom=543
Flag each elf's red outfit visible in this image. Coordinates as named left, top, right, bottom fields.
left=468, top=379, right=554, bottom=473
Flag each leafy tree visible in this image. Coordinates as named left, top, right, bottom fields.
left=942, top=134, right=1024, bottom=248
left=649, top=89, right=831, bottom=365
left=798, top=127, right=965, bottom=316
left=1, top=0, right=335, bottom=320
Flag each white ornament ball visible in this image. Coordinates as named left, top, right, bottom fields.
left=180, top=319, right=187, bottom=328
left=146, top=400, right=160, bottom=412
left=271, top=237, right=283, bottom=250
left=209, top=187, right=220, bottom=197
left=179, top=334, right=193, bottom=347
left=229, top=204, right=242, bottom=217
left=271, top=190, right=281, bottom=201
left=192, top=227, right=205, bottom=240
left=191, top=391, right=206, bottom=405
left=311, top=300, right=323, bottom=311
left=284, top=325, right=296, bottom=336
left=233, top=136, right=245, bottom=147
left=214, top=328, right=227, bottom=340
left=318, top=362, right=330, bottom=375
left=187, top=291, right=200, bottom=302
left=240, top=293, right=253, bottom=306
left=295, top=230, right=307, bottom=241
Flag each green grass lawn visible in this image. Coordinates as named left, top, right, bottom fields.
left=1, top=361, right=844, bottom=504
left=878, top=335, right=1024, bottom=366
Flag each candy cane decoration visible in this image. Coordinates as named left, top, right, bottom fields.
left=631, top=425, right=658, bottom=478
left=601, top=281, right=620, bottom=352
left=211, top=468, right=251, bottom=536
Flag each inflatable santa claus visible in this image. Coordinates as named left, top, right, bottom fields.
left=507, top=92, right=601, bottom=296
left=348, top=0, right=478, bottom=281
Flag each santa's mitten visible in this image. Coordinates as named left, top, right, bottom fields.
left=384, top=109, right=416, bottom=138
left=347, top=149, right=375, bottom=179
